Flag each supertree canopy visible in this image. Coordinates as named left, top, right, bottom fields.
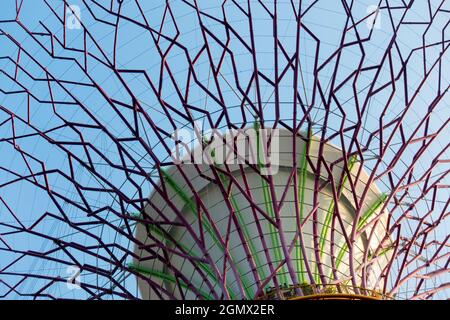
left=0, top=0, right=448, bottom=300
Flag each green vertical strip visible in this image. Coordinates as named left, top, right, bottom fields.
left=217, top=171, right=264, bottom=296
left=316, top=156, right=357, bottom=283
left=128, top=263, right=213, bottom=300
left=369, top=245, right=394, bottom=260
left=333, top=193, right=388, bottom=275
left=261, top=176, right=288, bottom=285
left=210, top=140, right=258, bottom=297
left=161, top=169, right=252, bottom=298
left=296, top=141, right=308, bottom=283
left=254, top=122, right=288, bottom=285
left=162, top=170, right=223, bottom=251
left=140, top=220, right=237, bottom=299
left=357, top=194, right=388, bottom=230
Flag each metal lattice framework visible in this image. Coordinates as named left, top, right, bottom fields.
left=0, top=0, right=448, bottom=300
